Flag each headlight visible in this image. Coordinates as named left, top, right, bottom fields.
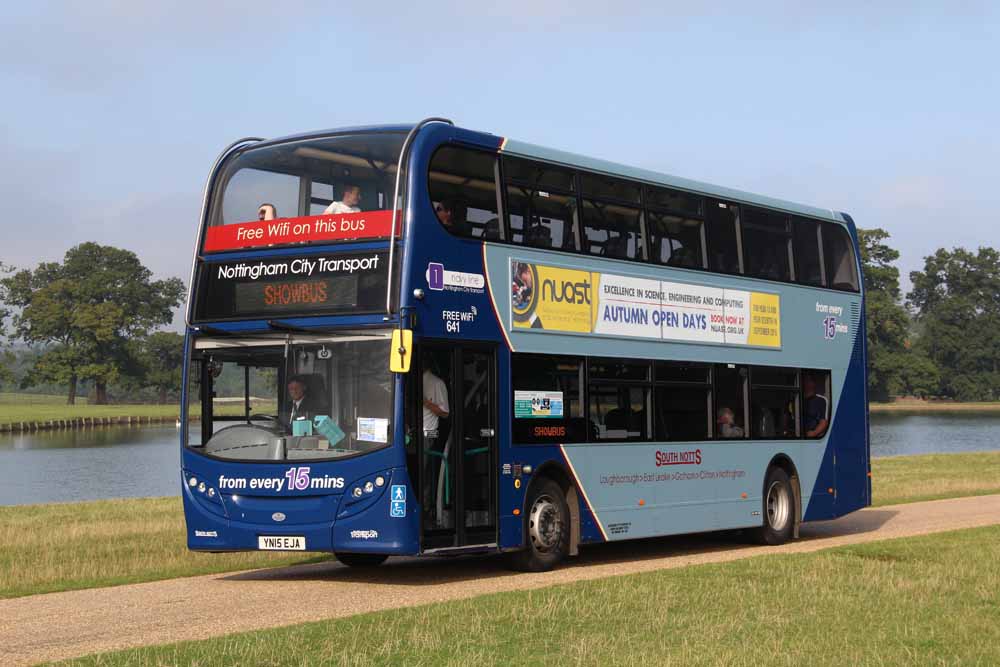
left=364, top=481, right=374, bottom=494
left=188, top=477, right=198, bottom=487
left=353, top=487, right=363, bottom=498
left=198, top=482, right=206, bottom=493
left=375, top=476, right=385, bottom=487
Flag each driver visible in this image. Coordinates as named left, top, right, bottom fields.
left=285, top=376, right=322, bottom=429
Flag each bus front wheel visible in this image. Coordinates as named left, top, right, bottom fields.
left=754, top=467, right=794, bottom=545
left=509, top=478, right=570, bottom=572
left=336, top=552, right=388, bottom=568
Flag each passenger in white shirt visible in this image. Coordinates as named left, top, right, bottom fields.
left=323, top=184, right=362, bottom=215
left=422, top=366, right=451, bottom=527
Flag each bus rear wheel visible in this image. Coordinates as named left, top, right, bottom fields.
left=509, top=478, right=570, bottom=572
left=336, top=552, right=388, bottom=568
left=754, top=467, right=794, bottom=545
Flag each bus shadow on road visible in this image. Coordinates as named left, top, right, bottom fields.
left=221, top=508, right=899, bottom=587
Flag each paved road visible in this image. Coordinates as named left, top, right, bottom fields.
left=4, top=494, right=1000, bottom=666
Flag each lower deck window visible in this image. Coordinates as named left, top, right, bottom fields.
left=512, top=354, right=831, bottom=444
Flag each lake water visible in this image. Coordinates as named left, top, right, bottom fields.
left=1, top=414, right=998, bottom=506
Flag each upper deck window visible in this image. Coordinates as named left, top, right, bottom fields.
left=823, top=223, right=860, bottom=292
left=793, top=217, right=824, bottom=287
left=204, top=133, right=404, bottom=253
left=428, top=145, right=502, bottom=240
left=705, top=200, right=742, bottom=275
left=504, top=157, right=579, bottom=251
left=743, top=208, right=793, bottom=282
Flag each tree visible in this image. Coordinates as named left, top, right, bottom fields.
left=908, top=247, right=1000, bottom=401
left=0, top=243, right=185, bottom=404
left=133, top=331, right=185, bottom=404
left=858, top=229, right=932, bottom=401
left=0, top=262, right=15, bottom=385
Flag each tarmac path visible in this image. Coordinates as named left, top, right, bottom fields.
left=4, top=494, right=1000, bottom=666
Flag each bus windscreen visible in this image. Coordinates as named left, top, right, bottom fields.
left=204, top=132, right=405, bottom=253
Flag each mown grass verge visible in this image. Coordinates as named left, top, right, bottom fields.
left=0, top=498, right=325, bottom=600
left=869, top=400, right=1000, bottom=413
left=3, top=451, right=999, bottom=600
left=871, top=450, right=1000, bottom=506
left=0, top=392, right=279, bottom=426
left=54, top=525, right=1000, bottom=666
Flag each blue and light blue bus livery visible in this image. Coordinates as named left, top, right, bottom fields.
left=181, top=119, right=869, bottom=571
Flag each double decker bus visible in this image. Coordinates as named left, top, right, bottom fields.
left=182, top=119, right=869, bottom=571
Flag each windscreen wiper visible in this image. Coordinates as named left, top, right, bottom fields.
left=267, top=320, right=313, bottom=334
left=195, top=325, right=235, bottom=336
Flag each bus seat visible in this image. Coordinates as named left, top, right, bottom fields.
left=605, top=235, right=629, bottom=259
left=526, top=223, right=552, bottom=247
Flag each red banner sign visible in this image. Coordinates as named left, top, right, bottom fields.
left=203, top=209, right=399, bottom=253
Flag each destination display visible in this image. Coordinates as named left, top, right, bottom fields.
left=195, top=251, right=389, bottom=321
left=510, top=260, right=781, bottom=348
left=202, top=210, right=398, bottom=253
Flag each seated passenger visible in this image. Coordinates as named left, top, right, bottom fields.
left=257, top=203, right=277, bottom=221
left=717, top=407, right=745, bottom=438
left=323, top=184, right=362, bottom=215
left=803, top=375, right=829, bottom=437
left=435, top=199, right=469, bottom=235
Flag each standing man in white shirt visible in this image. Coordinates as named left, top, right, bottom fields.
left=422, top=364, right=450, bottom=527
left=322, top=184, right=362, bottom=214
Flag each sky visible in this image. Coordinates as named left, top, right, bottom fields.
left=2, top=2, right=998, bottom=326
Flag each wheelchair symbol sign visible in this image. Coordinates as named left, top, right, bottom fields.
left=390, top=501, right=406, bottom=518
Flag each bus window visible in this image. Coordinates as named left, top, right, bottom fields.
left=207, top=133, right=404, bottom=252
left=506, top=187, right=578, bottom=251
left=588, top=358, right=651, bottom=441
left=823, top=223, right=860, bottom=291
left=750, top=366, right=799, bottom=439
left=428, top=146, right=502, bottom=240
left=715, top=364, right=748, bottom=439
left=793, top=217, right=825, bottom=287
left=743, top=208, right=793, bottom=282
left=504, top=157, right=578, bottom=251
left=223, top=169, right=300, bottom=225
left=646, top=211, right=705, bottom=268
left=653, top=361, right=712, bottom=441
left=645, top=186, right=703, bottom=217
left=504, top=156, right=575, bottom=192
left=511, top=354, right=587, bottom=443
left=705, top=201, right=741, bottom=275
left=580, top=173, right=642, bottom=260
left=802, top=370, right=832, bottom=438
left=581, top=200, right=642, bottom=260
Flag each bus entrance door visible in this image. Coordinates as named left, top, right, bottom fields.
left=418, top=342, right=497, bottom=551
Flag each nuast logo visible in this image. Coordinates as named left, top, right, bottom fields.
left=541, top=278, right=591, bottom=304
left=655, top=449, right=702, bottom=467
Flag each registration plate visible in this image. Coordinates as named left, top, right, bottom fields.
left=258, top=535, right=306, bottom=551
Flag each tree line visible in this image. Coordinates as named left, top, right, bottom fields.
left=2, top=235, right=998, bottom=405
left=861, top=230, right=998, bottom=402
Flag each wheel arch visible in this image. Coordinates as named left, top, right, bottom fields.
left=766, top=454, right=802, bottom=538
left=530, top=461, right=581, bottom=557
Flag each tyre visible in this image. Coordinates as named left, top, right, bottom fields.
left=754, top=466, right=795, bottom=545
left=335, top=552, right=389, bottom=568
left=508, top=477, right=571, bottom=572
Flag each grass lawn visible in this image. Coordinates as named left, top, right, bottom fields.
left=53, top=525, right=1000, bottom=666
left=2, top=451, right=999, bottom=601
left=0, top=498, right=326, bottom=600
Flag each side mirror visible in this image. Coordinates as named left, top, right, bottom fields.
left=389, top=329, right=413, bottom=373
